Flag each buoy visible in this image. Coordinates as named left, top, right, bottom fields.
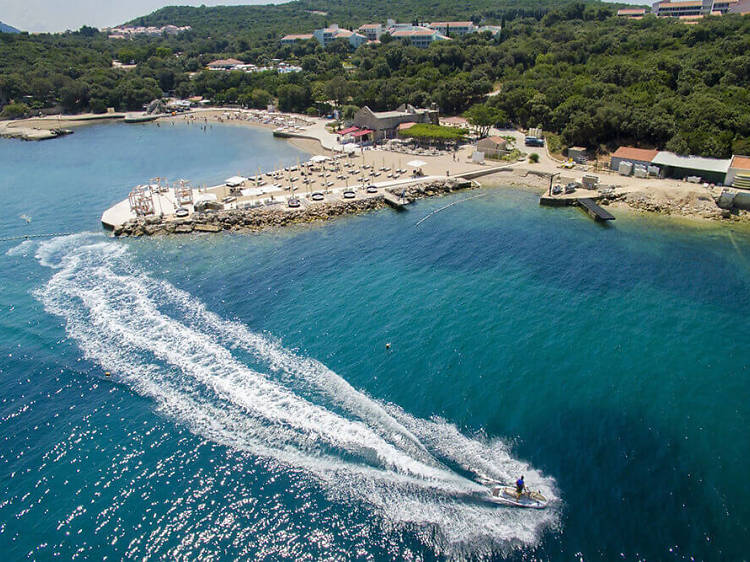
left=385, top=343, right=391, bottom=350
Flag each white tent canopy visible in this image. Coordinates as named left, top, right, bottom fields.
left=225, top=176, right=247, bottom=187
left=309, top=155, right=330, bottom=163
left=194, top=193, right=217, bottom=203
left=407, top=159, right=427, bottom=167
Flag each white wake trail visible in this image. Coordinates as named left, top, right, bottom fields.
left=34, top=234, right=560, bottom=556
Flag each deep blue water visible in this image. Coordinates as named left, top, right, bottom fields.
left=1, top=122, right=749, bottom=560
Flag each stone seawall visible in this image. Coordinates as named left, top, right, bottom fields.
left=112, top=179, right=473, bottom=237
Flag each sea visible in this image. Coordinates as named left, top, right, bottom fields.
left=1, top=121, right=749, bottom=561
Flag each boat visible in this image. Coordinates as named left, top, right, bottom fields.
left=343, top=190, right=356, bottom=199
left=175, top=208, right=189, bottom=218
left=486, top=485, right=548, bottom=509
left=311, top=192, right=325, bottom=201
left=288, top=197, right=301, bottom=208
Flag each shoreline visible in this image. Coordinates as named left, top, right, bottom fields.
left=112, top=179, right=472, bottom=237
left=4, top=108, right=748, bottom=228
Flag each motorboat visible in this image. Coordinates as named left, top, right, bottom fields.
left=486, top=485, right=548, bottom=509
left=288, top=197, right=301, bottom=208
left=311, top=192, right=325, bottom=201
left=343, top=190, right=356, bottom=199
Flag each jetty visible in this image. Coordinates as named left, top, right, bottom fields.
left=577, top=198, right=615, bottom=221
left=539, top=193, right=616, bottom=222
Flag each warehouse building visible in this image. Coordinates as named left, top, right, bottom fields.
left=651, top=152, right=731, bottom=184
left=610, top=147, right=659, bottom=171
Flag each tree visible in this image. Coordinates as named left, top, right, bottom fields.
left=464, top=104, right=507, bottom=137
left=0, top=102, right=30, bottom=119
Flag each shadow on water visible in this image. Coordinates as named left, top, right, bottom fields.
left=500, top=405, right=742, bottom=561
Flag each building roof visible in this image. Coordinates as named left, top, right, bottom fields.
left=430, top=21, right=474, bottom=26
left=479, top=136, right=508, bottom=146
left=612, top=146, right=659, bottom=162
left=617, top=8, right=648, bottom=14
left=337, top=126, right=360, bottom=135
left=208, top=58, right=243, bottom=66
left=351, top=129, right=373, bottom=137
left=392, top=28, right=437, bottom=37
left=281, top=34, right=313, bottom=40
left=397, top=122, right=417, bottom=130
left=358, top=24, right=382, bottom=29
left=658, top=1, right=703, bottom=7
left=730, top=155, right=750, bottom=170
left=679, top=14, right=704, bottom=19
left=651, top=151, right=731, bottom=173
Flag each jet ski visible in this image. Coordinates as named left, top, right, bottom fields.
left=486, top=485, right=548, bottom=509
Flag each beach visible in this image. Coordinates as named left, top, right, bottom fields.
left=3, top=107, right=749, bottom=226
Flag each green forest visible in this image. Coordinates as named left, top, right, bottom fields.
left=1, top=0, right=749, bottom=158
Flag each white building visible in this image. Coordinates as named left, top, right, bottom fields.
left=428, top=21, right=477, bottom=36
left=390, top=27, right=450, bottom=48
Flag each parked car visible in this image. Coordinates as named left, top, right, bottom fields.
left=525, top=136, right=545, bottom=147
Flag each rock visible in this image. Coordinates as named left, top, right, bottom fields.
left=174, top=224, right=194, bottom=233
left=194, top=223, right=221, bottom=232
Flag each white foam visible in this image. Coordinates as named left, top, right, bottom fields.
left=5, top=239, right=36, bottom=257
left=34, top=234, right=560, bottom=556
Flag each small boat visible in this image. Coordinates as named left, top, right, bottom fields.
left=288, top=197, right=301, bottom=208
left=564, top=183, right=577, bottom=194
left=552, top=184, right=563, bottom=195
left=343, top=190, right=356, bottom=199
left=366, top=186, right=378, bottom=193
left=311, top=192, right=325, bottom=201
left=175, top=208, right=189, bottom=218
left=487, top=486, right=548, bottom=509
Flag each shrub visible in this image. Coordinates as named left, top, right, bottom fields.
left=1, top=102, right=30, bottom=119
left=528, top=152, right=540, bottom=163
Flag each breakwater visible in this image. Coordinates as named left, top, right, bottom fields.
left=112, top=179, right=473, bottom=236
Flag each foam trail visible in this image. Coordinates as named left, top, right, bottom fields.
left=34, top=233, right=560, bottom=556
left=5, top=239, right=36, bottom=257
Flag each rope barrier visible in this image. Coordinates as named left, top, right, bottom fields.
left=415, top=191, right=487, bottom=227
left=0, top=232, right=78, bottom=242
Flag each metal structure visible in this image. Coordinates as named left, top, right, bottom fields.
left=128, top=184, right=155, bottom=216
left=175, top=179, right=193, bottom=206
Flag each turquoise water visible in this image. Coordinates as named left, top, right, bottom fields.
left=1, top=123, right=749, bottom=560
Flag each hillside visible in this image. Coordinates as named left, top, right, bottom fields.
left=0, top=21, right=20, bottom=33
left=128, top=0, right=620, bottom=34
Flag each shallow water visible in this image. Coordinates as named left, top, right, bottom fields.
left=1, top=123, right=749, bottom=560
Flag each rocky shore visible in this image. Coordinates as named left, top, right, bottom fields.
left=600, top=190, right=749, bottom=222
left=112, top=179, right=473, bottom=237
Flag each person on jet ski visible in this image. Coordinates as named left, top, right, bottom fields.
left=516, top=476, right=525, bottom=495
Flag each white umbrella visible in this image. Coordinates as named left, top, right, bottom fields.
left=310, top=155, right=330, bottom=163
left=407, top=159, right=426, bottom=167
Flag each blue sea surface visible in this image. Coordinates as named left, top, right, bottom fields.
left=1, top=122, right=749, bottom=560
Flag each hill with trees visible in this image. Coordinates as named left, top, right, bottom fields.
left=1, top=0, right=749, bottom=158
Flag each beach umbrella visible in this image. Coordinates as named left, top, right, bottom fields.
left=407, top=160, right=426, bottom=167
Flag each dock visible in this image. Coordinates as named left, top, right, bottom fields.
left=539, top=194, right=615, bottom=222
left=577, top=198, right=615, bottom=221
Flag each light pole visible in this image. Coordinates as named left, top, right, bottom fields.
left=549, top=172, right=559, bottom=196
